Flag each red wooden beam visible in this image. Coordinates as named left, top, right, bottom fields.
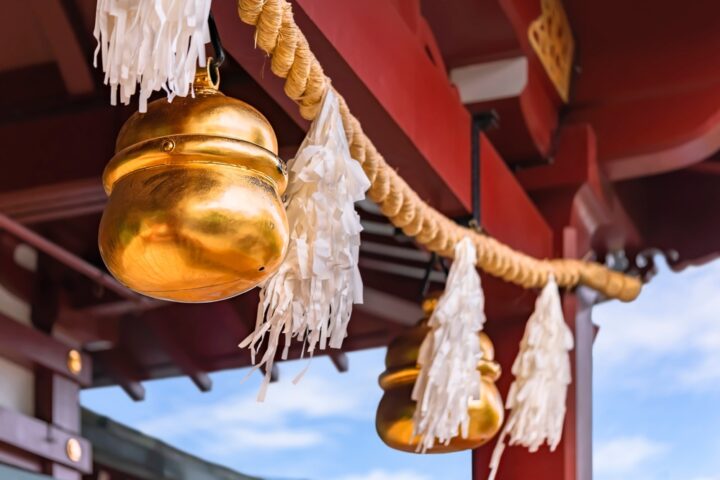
left=563, top=0, right=720, bottom=179
left=0, top=212, right=145, bottom=303
left=56, top=300, right=163, bottom=351
left=517, top=125, right=601, bottom=192
left=421, top=0, right=522, bottom=68
left=457, top=0, right=560, bottom=165
left=221, top=0, right=558, bottom=263
left=35, top=372, right=81, bottom=433
left=94, top=350, right=146, bottom=402
left=182, top=326, right=399, bottom=375
left=569, top=88, right=720, bottom=180
left=0, top=408, right=92, bottom=474
left=35, top=371, right=85, bottom=480
left=223, top=1, right=556, bottom=256
left=615, top=169, right=720, bottom=267
left=27, top=0, right=94, bottom=97
left=0, top=100, right=119, bottom=195
left=0, top=178, right=105, bottom=225
left=55, top=305, right=121, bottom=352
left=297, top=0, right=472, bottom=212
left=0, top=64, right=68, bottom=116
left=0, top=312, right=91, bottom=386
left=0, top=233, right=35, bottom=303
left=328, top=352, right=349, bottom=373
left=211, top=2, right=309, bottom=131
left=477, top=132, right=555, bottom=318
left=690, top=160, right=720, bottom=175
left=517, top=124, right=642, bottom=254
left=0, top=446, right=41, bottom=475
left=143, top=316, right=213, bottom=393
left=481, top=133, right=552, bottom=258
left=358, top=287, right=424, bottom=327
left=86, top=302, right=247, bottom=388
left=222, top=0, right=471, bottom=213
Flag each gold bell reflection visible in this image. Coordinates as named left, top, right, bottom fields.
left=376, top=296, right=505, bottom=453
left=98, top=64, right=289, bottom=303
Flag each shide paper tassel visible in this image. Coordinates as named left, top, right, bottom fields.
left=93, top=0, right=212, bottom=112
left=240, top=89, right=370, bottom=401
left=411, top=237, right=486, bottom=452
left=488, top=275, right=574, bottom=480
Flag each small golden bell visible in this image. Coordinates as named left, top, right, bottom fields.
left=375, top=295, right=505, bottom=453
left=98, top=64, right=289, bottom=302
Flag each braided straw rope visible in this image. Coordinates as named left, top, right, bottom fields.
left=236, top=0, right=641, bottom=301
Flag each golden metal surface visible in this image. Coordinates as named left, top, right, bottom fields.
left=376, top=299, right=504, bottom=453
left=66, top=349, right=82, bottom=375
left=528, top=0, right=575, bottom=102
left=66, top=438, right=82, bottom=463
left=99, top=65, right=289, bottom=302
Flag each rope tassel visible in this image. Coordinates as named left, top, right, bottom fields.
left=489, top=275, right=574, bottom=480
left=412, top=237, right=486, bottom=452
left=240, top=89, right=370, bottom=401
left=93, top=0, right=212, bottom=112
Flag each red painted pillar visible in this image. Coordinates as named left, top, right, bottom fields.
left=473, top=227, right=594, bottom=480
left=471, top=124, right=623, bottom=479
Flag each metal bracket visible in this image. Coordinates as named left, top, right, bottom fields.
left=468, top=111, right=499, bottom=231
left=208, top=13, right=226, bottom=71
left=419, top=252, right=449, bottom=300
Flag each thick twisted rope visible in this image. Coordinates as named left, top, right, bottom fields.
left=236, top=0, right=641, bottom=302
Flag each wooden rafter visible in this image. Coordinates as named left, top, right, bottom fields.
left=0, top=178, right=105, bottom=225
left=27, top=0, right=94, bottom=96
left=0, top=408, right=92, bottom=473
left=143, top=317, right=213, bottom=393
left=0, top=312, right=91, bottom=386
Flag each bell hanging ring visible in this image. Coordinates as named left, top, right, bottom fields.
left=375, top=295, right=505, bottom=453
left=98, top=62, right=290, bottom=303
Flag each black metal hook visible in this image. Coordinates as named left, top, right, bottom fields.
left=469, top=111, right=499, bottom=230
left=419, top=252, right=449, bottom=300
left=208, top=13, right=226, bottom=70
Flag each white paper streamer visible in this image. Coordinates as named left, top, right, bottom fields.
left=240, top=89, right=370, bottom=401
left=411, top=237, right=485, bottom=452
left=93, top=0, right=212, bottom=112
left=488, top=274, right=574, bottom=480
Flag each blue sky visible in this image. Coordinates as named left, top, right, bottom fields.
left=592, top=258, right=720, bottom=480
left=82, top=257, right=720, bottom=480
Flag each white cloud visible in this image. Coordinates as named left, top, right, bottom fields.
left=135, top=369, right=378, bottom=454
left=594, top=435, right=667, bottom=475
left=594, top=258, right=720, bottom=391
left=336, top=470, right=431, bottom=480
left=82, top=348, right=471, bottom=479
left=211, top=427, right=324, bottom=452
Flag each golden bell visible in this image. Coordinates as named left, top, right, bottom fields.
left=98, top=64, right=289, bottom=302
left=376, top=296, right=505, bottom=453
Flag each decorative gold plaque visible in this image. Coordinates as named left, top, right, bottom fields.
left=528, top=0, right=575, bottom=102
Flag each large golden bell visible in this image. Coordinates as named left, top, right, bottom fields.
left=98, top=65, right=289, bottom=302
left=376, top=296, right=505, bottom=453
